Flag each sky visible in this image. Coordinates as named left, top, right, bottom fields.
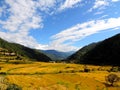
left=0, top=0, right=120, bottom=52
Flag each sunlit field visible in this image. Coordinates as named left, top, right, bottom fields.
left=0, top=60, right=120, bottom=90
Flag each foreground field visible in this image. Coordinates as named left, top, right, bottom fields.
left=0, top=61, right=120, bottom=90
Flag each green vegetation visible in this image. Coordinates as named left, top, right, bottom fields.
left=105, top=74, right=120, bottom=86
left=0, top=38, right=51, bottom=62
left=67, top=33, right=120, bottom=66
left=67, top=42, right=98, bottom=63
left=6, top=84, right=22, bottom=90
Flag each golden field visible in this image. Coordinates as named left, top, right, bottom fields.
left=0, top=60, right=120, bottom=90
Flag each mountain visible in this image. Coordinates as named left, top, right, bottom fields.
left=67, top=43, right=98, bottom=63
left=0, top=38, right=51, bottom=62
left=40, top=50, right=75, bottom=60
left=67, top=33, right=120, bottom=66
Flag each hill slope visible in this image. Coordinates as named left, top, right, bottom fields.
left=40, top=50, right=74, bottom=60
left=68, top=33, right=120, bottom=66
left=0, top=38, right=51, bottom=62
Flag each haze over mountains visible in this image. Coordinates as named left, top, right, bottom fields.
left=67, top=33, right=120, bottom=66
left=40, top=50, right=75, bottom=60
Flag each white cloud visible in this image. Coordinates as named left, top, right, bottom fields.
left=36, top=0, right=57, bottom=13
left=112, top=0, right=120, bottom=2
left=0, top=0, right=81, bottom=52
left=51, top=17, right=120, bottom=51
left=93, top=0, right=109, bottom=9
left=89, top=0, right=120, bottom=12
left=89, top=0, right=109, bottom=12
left=0, top=8, right=3, bottom=17
left=0, top=5, right=7, bottom=17
left=58, top=0, right=82, bottom=11
left=44, top=41, right=79, bottom=52
left=0, top=0, right=57, bottom=50
left=0, top=0, right=82, bottom=52
left=1, top=0, right=42, bottom=32
left=0, top=31, right=47, bottom=50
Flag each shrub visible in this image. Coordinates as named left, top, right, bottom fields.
left=0, top=66, right=2, bottom=70
left=58, top=71, right=62, bottom=73
left=83, top=65, right=90, bottom=72
left=105, top=74, right=120, bottom=86
left=70, top=70, right=75, bottom=73
left=0, top=72, right=7, bottom=75
left=84, top=68, right=90, bottom=72
left=6, top=84, right=22, bottom=90
left=15, top=56, right=22, bottom=60
left=65, top=66, right=71, bottom=69
left=109, top=66, right=120, bottom=72
left=91, top=68, right=96, bottom=71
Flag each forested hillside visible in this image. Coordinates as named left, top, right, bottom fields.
left=0, top=38, right=51, bottom=62
left=67, top=33, right=120, bottom=66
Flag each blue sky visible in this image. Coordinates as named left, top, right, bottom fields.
left=0, top=0, right=120, bottom=52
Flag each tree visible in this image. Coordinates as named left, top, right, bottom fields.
left=15, top=56, right=22, bottom=60
left=105, top=74, right=120, bottom=86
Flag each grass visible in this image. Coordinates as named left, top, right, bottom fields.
left=0, top=60, right=120, bottom=90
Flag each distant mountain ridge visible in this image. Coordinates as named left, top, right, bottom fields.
left=67, top=33, right=120, bottom=66
left=40, top=50, right=75, bottom=60
left=0, top=38, right=51, bottom=62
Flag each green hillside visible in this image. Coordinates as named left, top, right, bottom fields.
left=0, top=38, right=51, bottom=62
left=67, top=43, right=98, bottom=63
left=67, top=33, right=120, bottom=66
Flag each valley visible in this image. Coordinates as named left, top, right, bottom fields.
left=0, top=33, right=120, bottom=90
left=0, top=0, right=120, bottom=90
left=0, top=60, right=120, bottom=90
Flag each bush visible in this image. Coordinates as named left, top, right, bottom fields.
left=70, top=70, right=76, bottom=73
left=0, top=72, right=7, bottom=75
left=0, top=66, right=2, bottom=70
left=6, top=84, right=22, bottom=90
left=58, top=71, right=62, bottom=73
left=83, top=65, right=90, bottom=72
left=109, top=66, right=120, bottom=72
left=15, top=56, right=22, bottom=60
left=84, top=68, right=90, bottom=72
left=105, top=74, right=120, bottom=86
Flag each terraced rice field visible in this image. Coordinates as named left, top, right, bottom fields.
left=0, top=61, right=120, bottom=90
